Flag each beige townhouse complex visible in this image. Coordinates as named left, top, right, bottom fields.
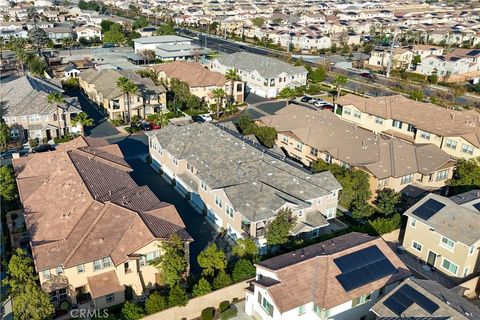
left=150, top=60, right=244, bottom=106
left=147, top=122, right=342, bottom=250
left=1, top=75, right=82, bottom=142
left=371, top=278, right=480, bottom=319
left=258, top=104, right=455, bottom=197
left=12, top=136, right=191, bottom=310
left=402, top=192, right=480, bottom=282
left=337, top=94, right=480, bottom=159
left=246, top=232, right=411, bottom=320
left=79, top=69, right=167, bottom=121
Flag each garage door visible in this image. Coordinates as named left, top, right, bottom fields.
left=207, top=208, right=223, bottom=228
left=175, top=178, right=188, bottom=196
left=191, top=193, right=205, bottom=211
left=254, top=88, right=266, bottom=98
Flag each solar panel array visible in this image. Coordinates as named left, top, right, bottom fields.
left=384, top=284, right=440, bottom=316
left=412, top=199, right=445, bottom=220
left=334, top=245, right=397, bottom=292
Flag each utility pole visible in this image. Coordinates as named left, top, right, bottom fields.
left=286, top=14, right=291, bottom=54
left=385, top=29, right=397, bottom=78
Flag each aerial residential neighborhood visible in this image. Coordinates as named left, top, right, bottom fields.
left=0, top=1, right=479, bottom=320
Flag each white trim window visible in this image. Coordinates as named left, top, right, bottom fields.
left=400, top=174, right=414, bottom=185
left=445, top=139, right=457, bottom=150
left=106, top=293, right=115, bottom=303
left=343, top=108, right=352, bottom=116
left=420, top=131, right=431, bottom=140
left=352, top=110, right=362, bottom=119
left=440, top=236, right=455, bottom=250
left=375, top=116, right=384, bottom=125
left=436, top=169, right=449, bottom=181
left=201, top=181, right=207, bottom=191
left=463, top=267, right=470, bottom=277
left=441, top=258, right=458, bottom=275
left=226, top=205, right=234, bottom=219
left=412, top=241, right=422, bottom=252
left=93, top=257, right=112, bottom=271
left=77, top=264, right=85, bottom=274
left=461, top=144, right=474, bottom=155
left=42, top=269, right=51, bottom=280
left=469, top=245, right=475, bottom=255
left=392, top=119, right=403, bottom=129
left=325, top=207, right=335, bottom=219
left=214, top=195, right=223, bottom=208
left=56, top=266, right=64, bottom=275
left=410, top=218, right=417, bottom=228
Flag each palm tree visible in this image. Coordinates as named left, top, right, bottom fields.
left=71, top=112, right=94, bottom=136
left=62, top=37, right=75, bottom=56
left=147, top=112, right=169, bottom=128
left=225, top=69, right=240, bottom=106
left=7, top=38, right=27, bottom=75
left=116, top=77, right=138, bottom=123
left=211, top=88, right=226, bottom=119
left=277, top=87, right=297, bottom=106
left=47, top=92, right=65, bottom=136
left=333, top=75, right=348, bottom=102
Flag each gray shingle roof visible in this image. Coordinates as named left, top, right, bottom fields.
left=148, top=122, right=341, bottom=222
left=215, top=52, right=307, bottom=78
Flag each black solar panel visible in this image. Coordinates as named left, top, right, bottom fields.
left=384, top=284, right=440, bottom=315
left=467, top=49, right=480, bottom=56
left=334, top=245, right=397, bottom=292
left=412, top=199, right=445, bottom=220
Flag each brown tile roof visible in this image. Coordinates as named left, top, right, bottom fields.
left=150, top=61, right=228, bottom=87
left=13, top=137, right=190, bottom=271
left=87, top=270, right=124, bottom=299
left=255, top=232, right=411, bottom=313
left=336, top=94, right=480, bottom=147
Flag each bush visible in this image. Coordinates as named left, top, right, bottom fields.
left=192, top=278, right=212, bottom=297
left=121, top=301, right=144, bottom=320
left=232, top=259, right=256, bottom=282
left=254, top=126, right=277, bottom=148
left=29, top=138, right=39, bottom=148
left=61, top=77, right=79, bottom=91
left=369, top=213, right=402, bottom=235
left=219, top=300, right=230, bottom=313
left=213, top=271, right=233, bottom=290
left=145, top=292, right=168, bottom=314
left=168, top=285, right=188, bottom=307
left=53, top=135, right=75, bottom=144
left=200, top=307, right=215, bottom=320
left=125, top=125, right=141, bottom=134
left=111, top=118, right=125, bottom=126
left=221, top=308, right=238, bottom=320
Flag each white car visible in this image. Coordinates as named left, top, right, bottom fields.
left=199, top=114, right=213, bottom=122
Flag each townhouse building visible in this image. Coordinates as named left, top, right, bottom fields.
left=406, top=44, right=444, bottom=60
left=403, top=192, right=480, bottom=282
left=368, top=48, right=414, bottom=70
left=336, top=94, right=480, bottom=159
left=211, top=52, right=307, bottom=98
left=44, top=26, right=74, bottom=44
left=133, top=35, right=207, bottom=61
left=258, top=104, right=455, bottom=197
left=74, top=25, right=102, bottom=41
left=147, top=122, right=342, bottom=249
left=12, top=136, right=191, bottom=310
left=371, top=278, right=480, bottom=319
left=150, top=60, right=244, bottom=106
left=1, top=75, right=82, bottom=142
left=245, top=232, right=411, bottom=320
left=79, top=69, right=167, bottom=121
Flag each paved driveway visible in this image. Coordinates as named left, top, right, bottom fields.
left=76, top=92, right=120, bottom=137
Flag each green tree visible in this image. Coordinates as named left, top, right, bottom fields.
left=27, top=55, right=47, bottom=77
left=448, top=158, right=480, bottom=194
left=266, top=208, right=296, bottom=247
left=374, top=188, right=401, bottom=216
left=122, top=301, right=144, bottom=320
left=197, top=243, right=227, bottom=277
left=12, top=283, right=55, bottom=320
left=0, top=119, right=10, bottom=151
left=333, top=75, right=348, bottom=101
left=71, top=112, right=94, bottom=136
left=212, top=271, right=232, bottom=290
left=251, top=17, right=265, bottom=28
left=351, top=198, right=376, bottom=220
left=254, top=125, right=277, bottom=148
left=127, top=31, right=142, bottom=46
left=225, top=69, right=240, bottom=105
left=154, top=23, right=176, bottom=36
left=308, top=66, right=327, bottom=83
left=168, top=285, right=188, bottom=307
left=212, top=88, right=226, bottom=118
left=412, top=54, right=422, bottom=66
left=232, top=259, right=256, bottom=282
left=133, top=16, right=149, bottom=30
left=100, top=20, right=115, bottom=33
left=156, top=234, right=187, bottom=287
left=362, top=43, right=374, bottom=54
left=104, top=24, right=126, bottom=45
left=191, top=278, right=212, bottom=297
left=8, top=38, right=28, bottom=75
left=144, top=291, right=168, bottom=314
left=2, top=248, right=36, bottom=294
left=28, top=27, right=49, bottom=56
left=337, top=170, right=371, bottom=209
left=428, top=69, right=438, bottom=84
left=116, top=77, right=138, bottom=123
left=147, top=112, right=170, bottom=128
left=47, top=91, right=65, bottom=133
left=0, top=166, right=18, bottom=203
left=232, top=238, right=258, bottom=261
left=236, top=114, right=256, bottom=135
left=409, top=89, right=424, bottom=101
left=277, top=87, right=297, bottom=106
left=61, top=37, right=75, bottom=56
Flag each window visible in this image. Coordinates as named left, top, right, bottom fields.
left=11, top=129, right=19, bottom=138
left=343, top=108, right=352, bottom=116
left=93, top=257, right=111, bottom=271
left=146, top=251, right=160, bottom=263
left=325, top=154, right=332, bottom=164
left=297, top=210, right=304, bottom=217
left=441, top=236, right=455, bottom=249
left=462, top=144, right=474, bottom=155
left=124, top=262, right=130, bottom=272
left=103, top=257, right=111, bottom=268
left=400, top=174, right=414, bottom=185
left=436, top=169, right=449, bottom=181
left=215, top=195, right=223, bottom=208
left=226, top=205, right=234, bottom=219
left=410, top=218, right=417, bottom=228
left=313, top=304, right=330, bottom=318
left=375, top=116, right=384, bottom=125
left=310, top=147, right=318, bottom=157
left=93, top=259, right=102, bottom=271
left=407, top=124, right=415, bottom=132
left=469, top=245, right=475, bottom=255
left=445, top=139, right=457, bottom=150
left=332, top=190, right=337, bottom=197
left=282, top=136, right=288, bottom=143
left=412, top=241, right=422, bottom=252
left=77, top=264, right=85, bottom=274
left=298, top=305, right=306, bottom=315
left=392, top=120, right=403, bottom=129
left=42, top=270, right=51, bottom=280
left=420, top=131, right=431, bottom=140
left=260, top=296, right=274, bottom=317
left=201, top=181, right=207, bottom=191
left=317, top=198, right=322, bottom=205
left=172, top=156, right=178, bottom=165
left=464, top=267, right=470, bottom=277
left=56, top=266, right=64, bottom=275
left=352, top=293, right=372, bottom=307
left=187, top=163, right=194, bottom=173
left=325, top=207, right=335, bottom=219
left=442, top=258, right=458, bottom=275
left=106, top=293, right=115, bottom=303
left=296, top=142, right=303, bottom=151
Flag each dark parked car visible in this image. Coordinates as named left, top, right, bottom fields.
left=192, top=115, right=206, bottom=123
left=360, top=72, right=376, bottom=80
left=301, top=96, right=313, bottom=103
left=32, top=144, right=55, bottom=153
left=138, top=121, right=152, bottom=131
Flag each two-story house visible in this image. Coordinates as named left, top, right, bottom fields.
left=371, top=278, right=480, bottom=319
left=402, top=192, right=480, bottom=282
left=258, top=104, right=455, bottom=197
left=150, top=61, right=244, bottom=106
left=336, top=94, right=480, bottom=159
left=245, top=232, right=411, bottom=320
left=1, top=75, right=82, bottom=142
left=211, top=52, right=307, bottom=98
left=146, top=122, right=342, bottom=250
left=74, top=25, right=102, bottom=41
left=368, top=48, right=414, bottom=70
left=12, top=136, right=191, bottom=310
left=78, top=69, right=167, bottom=121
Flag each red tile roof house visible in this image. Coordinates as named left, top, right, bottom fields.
left=12, top=136, right=191, bottom=311
left=244, top=232, right=411, bottom=320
